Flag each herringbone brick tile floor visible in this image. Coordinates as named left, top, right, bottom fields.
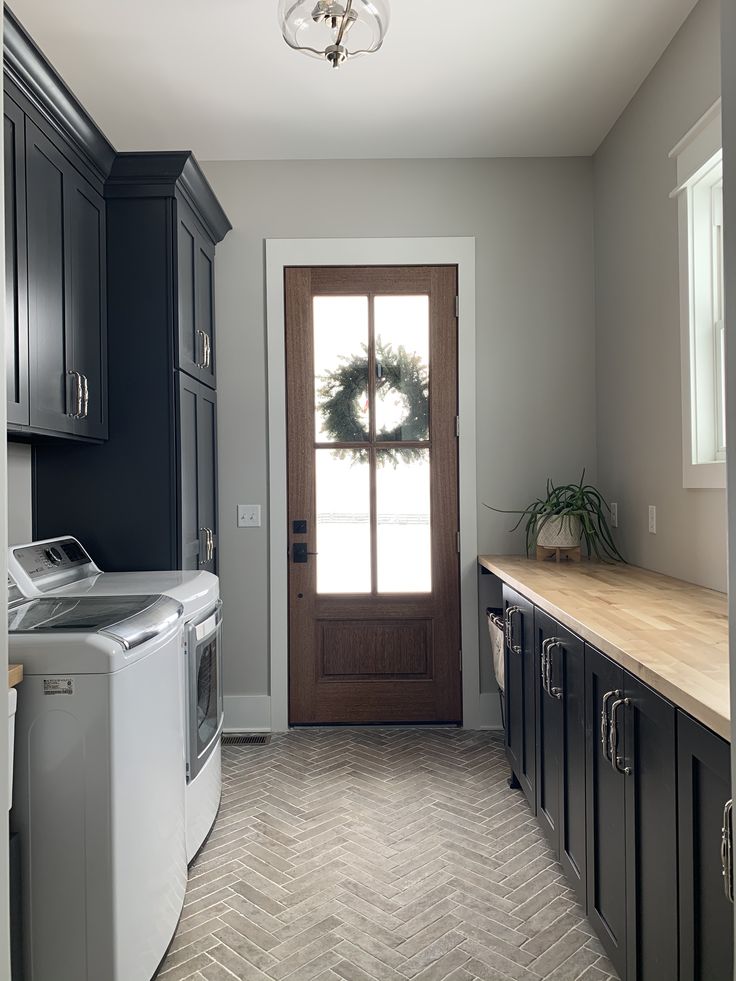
left=159, top=729, right=619, bottom=981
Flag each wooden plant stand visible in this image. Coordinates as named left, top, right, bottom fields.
left=536, top=545, right=582, bottom=563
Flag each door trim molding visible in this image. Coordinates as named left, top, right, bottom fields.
left=266, top=238, right=478, bottom=731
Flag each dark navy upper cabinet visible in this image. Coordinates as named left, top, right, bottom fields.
left=4, top=10, right=112, bottom=442
left=177, top=197, right=217, bottom=388
left=34, top=153, right=230, bottom=573
left=4, top=94, right=28, bottom=427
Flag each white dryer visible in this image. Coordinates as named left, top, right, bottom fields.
left=9, top=537, right=224, bottom=863
left=8, top=586, right=186, bottom=981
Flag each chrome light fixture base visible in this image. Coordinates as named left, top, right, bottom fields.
left=278, top=0, right=390, bottom=69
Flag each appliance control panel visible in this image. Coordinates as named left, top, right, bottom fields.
left=11, top=537, right=94, bottom=591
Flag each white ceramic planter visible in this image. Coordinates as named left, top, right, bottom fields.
left=536, top=514, right=582, bottom=549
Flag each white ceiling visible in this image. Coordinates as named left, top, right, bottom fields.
left=9, top=0, right=699, bottom=160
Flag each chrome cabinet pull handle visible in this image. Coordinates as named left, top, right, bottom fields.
left=505, top=606, right=522, bottom=654
left=540, top=638, right=551, bottom=695
left=600, top=690, right=619, bottom=761
left=67, top=370, right=82, bottom=418
left=722, top=799, right=734, bottom=903
left=209, top=528, right=214, bottom=562
left=204, top=332, right=211, bottom=368
left=196, top=330, right=206, bottom=368
left=81, top=373, right=89, bottom=419
left=546, top=639, right=563, bottom=700
left=609, top=697, right=632, bottom=774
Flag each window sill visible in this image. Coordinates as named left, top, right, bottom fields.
left=683, top=460, right=726, bottom=489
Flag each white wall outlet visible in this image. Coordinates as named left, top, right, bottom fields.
left=237, top=504, right=261, bottom=528
left=648, top=505, right=656, bottom=534
left=610, top=503, right=618, bottom=528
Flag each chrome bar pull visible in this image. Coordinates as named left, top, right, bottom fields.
left=81, top=373, right=89, bottom=419
left=209, top=528, right=215, bottom=562
left=505, top=606, right=522, bottom=655
left=600, top=690, right=619, bottom=761
left=609, top=697, right=632, bottom=774
left=722, top=799, right=734, bottom=903
left=67, top=369, right=82, bottom=418
left=547, top=639, right=563, bottom=700
left=204, top=332, right=211, bottom=368
left=196, top=330, right=207, bottom=368
left=540, top=638, right=551, bottom=695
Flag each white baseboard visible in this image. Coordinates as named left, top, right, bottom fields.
left=476, top=691, right=504, bottom=731
left=223, top=694, right=272, bottom=732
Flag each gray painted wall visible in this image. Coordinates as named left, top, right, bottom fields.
left=7, top=444, right=32, bottom=545
left=593, top=0, right=726, bottom=591
left=201, top=157, right=597, bottom=700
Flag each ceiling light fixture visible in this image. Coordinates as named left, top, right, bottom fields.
left=278, top=0, right=390, bottom=69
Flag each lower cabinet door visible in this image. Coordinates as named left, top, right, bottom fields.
left=677, top=711, right=733, bottom=981
left=503, top=585, right=536, bottom=813
left=178, top=373, right=218, bottom=572
left=623, top=673, right=678, bottom=981
left=585, top=644, right=627, bottom=979
left=536, top=611, right=586, bottom=906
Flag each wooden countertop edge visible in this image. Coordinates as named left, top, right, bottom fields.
left=8, top=664, right=23, bottom=689
left=478, top=556, right=731, bottom=742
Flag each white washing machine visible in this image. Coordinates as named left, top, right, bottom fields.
left=8, top=583, right=187, bottom=981
left=9, top=537, right=224, bottom=863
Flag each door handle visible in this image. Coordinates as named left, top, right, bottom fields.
left=540, top=638, right=551, bottom=695
left=609, top=697, right=632, bottom=775
left=204, top=332, right=211, bottom=368
left=200, top=528, right=214, bottom=564
left=722, top=799, right=734, bottom=903
left=505, top=606, right=522, bottom=654
left=81, top=373, right=89, bottom=419
left=600, top=690, right=619, bottom=761
left=67, top=369, right=83, bottom=418
left=292, top=543, right=317, bottom=563
left=541, top=638, right=563, bottom=699
left=208, top=528, right=214, bottom=562
left=197, top=330, right=207, bottom=368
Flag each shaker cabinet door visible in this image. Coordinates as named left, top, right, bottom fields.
left=25, top=119, right=75, bottom=435
left=503, top=585, right=536, bottom=813
left=67, top=170, right=107, bottom=440
left=178, top=373, right=218, bottom=573
left=677, top=712, right=733, bottom=981
left=4, top=94, right=29, bottom=426
left=176, top=198, right=216, bottom=388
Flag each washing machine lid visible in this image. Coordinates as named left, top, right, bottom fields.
left=7, top=595, right=183, bottom=651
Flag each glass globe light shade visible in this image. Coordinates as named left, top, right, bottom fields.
left=278, top=0, right=390, bottom=68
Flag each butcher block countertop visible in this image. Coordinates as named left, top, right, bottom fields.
left=478, top=556, right=730, bottom=741
left=8, top=664, right=23, bottom=688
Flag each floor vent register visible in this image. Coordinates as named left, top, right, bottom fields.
left=221, top=733, right=271, bottom=746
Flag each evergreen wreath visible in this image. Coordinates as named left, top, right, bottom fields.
left=318, top=341, right=429, bottom=466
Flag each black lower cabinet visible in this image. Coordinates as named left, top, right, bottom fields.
left=535, top=610, right=586, bottom=906
left=502, top=585, right=536, bottom=813
left=677, top=712, right=733, bottom=981
left=585, top=645, right=627, bottom=977
left=586, top=646, right=681, bottom=981
left=178, top=373, right=218, bottom=573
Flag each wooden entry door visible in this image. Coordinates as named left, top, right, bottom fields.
left=286, top=265, right=461, bottom=724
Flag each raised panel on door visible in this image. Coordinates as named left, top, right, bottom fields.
left=556, top=623, right=586, bottom=905
left=196, top=385, right=218, bottom=573
left=585, top=644, right=627, bottom=980
left=178, top=374, right=202, bottom=570
left=67, top=171, right=107, bottom=439
left=25, top=119, right=74, bottom=434
left=535, top=612, right=560, bottom=851
left=623, top=673, right=677, bottom=981
left=4, top=95, right=29, bottom=426
left=176, top=206, right=197, bottom=378
left=196, top=238, right=216, bottom=388
left=503, top=586, right=536, bottom=812
left=677, top=711, right=733, bottom=981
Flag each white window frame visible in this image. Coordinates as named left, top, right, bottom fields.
left=671, top=100, right=726, bottom=488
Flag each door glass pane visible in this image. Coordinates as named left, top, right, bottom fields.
left=374, top=295, right=429, bottom=442
left=314, top=296, right=369, bottom=443
left=197, top=637, right=219, bottom=754
left=316, top=449, right=371, bottom=593
left=376, top=449, right=431, bottom=593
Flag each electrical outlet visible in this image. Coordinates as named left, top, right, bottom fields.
left=610, top=503, right=618, bottom=528
left=648, top=505, right=656, bottom=534
left=237, top=504, right=261, bottom=528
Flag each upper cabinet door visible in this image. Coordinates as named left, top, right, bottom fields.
left=25, top=119, right=75, bottom=435
left=176, top=197, right=216, bottom=389
left=4, top=95, right=29, bottom=426
left=177, top=374, right=218, bottom=573
left=67, top=170, right=107, bottom=439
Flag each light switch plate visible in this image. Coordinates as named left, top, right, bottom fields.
left=648, top=505, right=656, bottom=534
left=238, top=504, right=261, bottom=528
left=610, top=503, right=618, bottom=528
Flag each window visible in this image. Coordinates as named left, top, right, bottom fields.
left=673, top=101, right=726, bottom=488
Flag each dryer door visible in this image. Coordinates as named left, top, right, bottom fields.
left=187, top=601, right=223, bottom=781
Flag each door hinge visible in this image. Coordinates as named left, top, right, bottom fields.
left=456, top=531, right=461, bottom=553
left=455, top=415, right=460, bottom=438
left=455, top=295, right=460, bottom=319
left=459, top=649, right=463, bottom=672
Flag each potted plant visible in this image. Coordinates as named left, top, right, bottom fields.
left=485, top=471, right=625, bottom=562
